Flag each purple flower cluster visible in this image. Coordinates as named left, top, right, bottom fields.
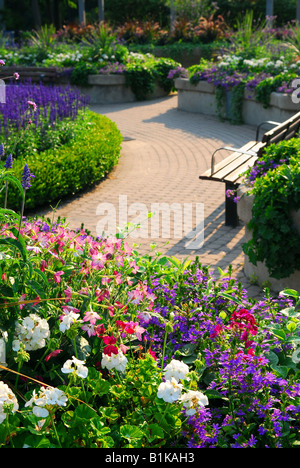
left=21, top=163, right=35, bottom=190
left=142, top=260, right=300, bottom=448
left=98, top=61, right=127, bottom=75
left=190, top=67, right=273, bottom=92
left=0, top=81, right=88, bottom=138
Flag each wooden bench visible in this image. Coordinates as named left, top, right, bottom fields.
left=0, top=66, right=60, bottom=83
left=199, top=112, right=300, bottom=227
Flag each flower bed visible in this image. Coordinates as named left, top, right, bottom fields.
left=0, top=199, right=300, bottom=448
left=173, top=53, right=300, bottom=124
left=0, top=81, right=122, bottom=211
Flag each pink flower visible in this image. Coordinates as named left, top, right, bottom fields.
left=54, top=271, right=64, bottom=283
left=210, top=324, right=224, bottom=339
left=28, top=100, right=37, bottom=112
left=81, top=323, right=97, bottom=337
left=64, top=286, right=72, bottom=303
left=0, top=60, right=5, bottom=66
left=14, top=72, right=19, bottom=80
left=18, top=293, right=27, bottom=310
left=40, top=259, right=47, bottom=272
left=83, top=310, right=101, bottom=325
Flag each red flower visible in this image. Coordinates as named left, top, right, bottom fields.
left=45, top=349, right=62, bottom=362
left=103, top=345, right=118, bottom=356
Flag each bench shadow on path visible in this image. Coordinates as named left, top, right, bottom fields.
left=164, top=202, right=246, bottom=276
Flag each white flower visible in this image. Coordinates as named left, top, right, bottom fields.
left=0, top=381, right=19, bottom=424
left=59, top=311, right=81, bottom=333
left=13, top=313, right=50, bottom=351
left=25, top=386, right=68, bottom=418
left=164, top=359, right=189, bottom=382
left=61, top=356, right=88, bottom=379
left=157, top=378, right=183, bottom=403
left=101, top=349, right=128, bottom=373
left=180, top=390, right=209, bottom=416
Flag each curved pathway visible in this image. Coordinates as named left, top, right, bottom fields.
left=36, top=95, right=264, bottom=298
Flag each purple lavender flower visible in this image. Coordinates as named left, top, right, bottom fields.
left=0, top=143, right=4, bottom=160
left=21, top=163, right=35, bottom=190
left=4, top=153, right=13, bottom=169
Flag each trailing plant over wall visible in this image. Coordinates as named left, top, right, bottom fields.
left=243, top=139, right=300, bottom=279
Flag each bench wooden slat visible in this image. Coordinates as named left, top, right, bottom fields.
left=212, top=151, right=258, bottom=182
left=199, top=112, right=300, bottom=226
left=224, top=155, right=259, bottom=183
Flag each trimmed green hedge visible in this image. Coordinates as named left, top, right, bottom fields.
left=2, top=111, right=122, bottom=212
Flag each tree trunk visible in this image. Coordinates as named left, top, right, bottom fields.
left=98, top=0, right=104, bottom=22
left=78, top=0, right=86, bottom=26
left=31, top=0, right=41, bottom=28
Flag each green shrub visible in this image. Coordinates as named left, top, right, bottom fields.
left=1, top=111, right=122, bottom=212
left=243, top=138, right=300, bottom=279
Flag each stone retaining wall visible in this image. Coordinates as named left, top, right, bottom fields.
left=77, top=75, right=169, bottom=105
left=174, top=78, right=300, bottom=126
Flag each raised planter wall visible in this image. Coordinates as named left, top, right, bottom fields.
left=237, top=185, right=300, bottom=292
left=174, top=78, right=300, bottom=125
left=77, top=74, right=169, bottom=105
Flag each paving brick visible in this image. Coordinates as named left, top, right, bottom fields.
left=33, top=95, right=271, bottom=300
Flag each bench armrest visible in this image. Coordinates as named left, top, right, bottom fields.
left=255, top=120, right=281, bottom=142
left=211, top=146, right=256, bottom=174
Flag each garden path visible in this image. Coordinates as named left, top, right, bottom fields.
left=36, top=95, right=265, bottom=299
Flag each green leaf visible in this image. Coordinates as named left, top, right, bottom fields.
left=271, top=329, right=287, bottom=341
left=120, top=425, right=144, bottom=441
left=2, top=173, right=25, bottom=200
left=218, top=292, right=243, bottom=305
left=280, top=289, right=299, bottom=300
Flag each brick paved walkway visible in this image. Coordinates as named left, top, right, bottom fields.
left=36, top=95, right=266, bottom=299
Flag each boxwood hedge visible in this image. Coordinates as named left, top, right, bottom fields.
left=2, top=110, right=122, bottom=212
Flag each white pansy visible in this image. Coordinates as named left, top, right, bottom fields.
left=157, top=378, right=183, bottom=403
left=101, top=349, right=128, bottom=373
left=61, top=356, right=88, bottom=379
left=163, top=359, right=190, bottom=382
left=180, top=390, right=209, bottom=415
left=13, top=313, right=50, bottom=351
left=0, top=381, right=19, bottom=424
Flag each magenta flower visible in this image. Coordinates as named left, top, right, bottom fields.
left=0, top=60, right=5, bottom=66
left=54, top=271, right=64, bottom=283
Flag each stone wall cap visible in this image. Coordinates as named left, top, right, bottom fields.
left=88, top=74, right=126, bottom=86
